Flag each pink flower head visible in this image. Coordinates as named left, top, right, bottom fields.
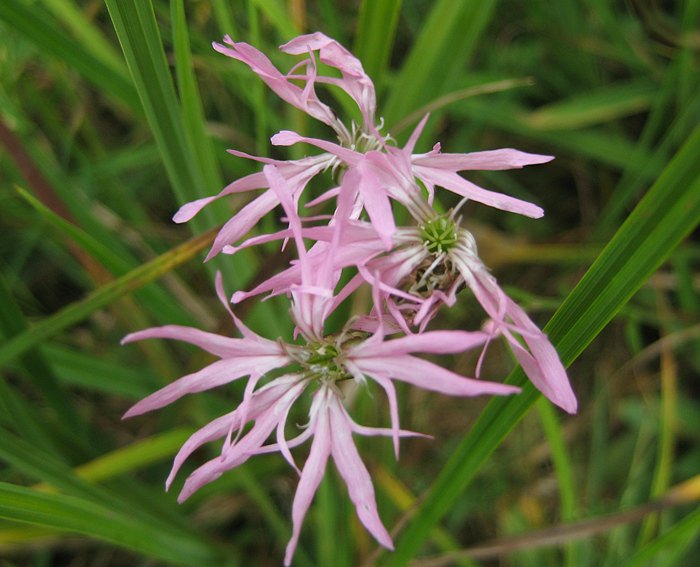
left=176, top=33, right=388, bottom=259
left=353, top=213, right=578, bottom=414
left=122, top=265, right=518, bottom=565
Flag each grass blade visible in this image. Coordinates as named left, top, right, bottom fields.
left=382, top=125, right=700, bottom=565
left=0, top=229, right=216, bottom=369
left=171, top=0, right=225, bottom=195
left=105, top=0, right=282, bottom=332
left=0, top=0, right=138, bottom=111
left=0, top=482, right=227, bottom=566
left=354, top=0, right=402, bottom=91
left=523, top=81, right=656, bottom=130
left=384, top=0, right=499, bottom=129
left=104, top=0, right=210, bottom=207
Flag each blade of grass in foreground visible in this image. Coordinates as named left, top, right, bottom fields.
left=105, top=0, right=282, bottom=335
left=382, top=126, right=700, bottom=566
left=0, top=0, right=138, bottom=112
left=171, top=0, right=224, bottom=201
left=104, top=0, right=210, bottom=208
left=354, top=0, right=402, bottom=91
left=0, top=483, right=229, bottom=567
left=383, top=0, right=499, bottom=128
left=0, top=229, right=216, bottom=369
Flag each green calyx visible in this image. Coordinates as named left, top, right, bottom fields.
left=306, top=343, right=340, bottom=365
left=420, top=215, right=458, bottom=254
left=303, top=342, right=347, bottom=382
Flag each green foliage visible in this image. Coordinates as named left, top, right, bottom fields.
left=0, top=1, right=698, bottom=566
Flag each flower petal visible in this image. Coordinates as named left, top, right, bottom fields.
left=328, top=396, right=393, bottom=550
left=503, top=299, right=577, bottom=413
left=414, top=165, right=544, bottom=218
left=271, top=130, right=361, bottom=164
left=281, top=32, right=377, bottom=125
left=122, top=325, right=279, bottom=358
left=284, top=400, right=331, bottom=566
left=165, top=376, right=300, bottom=489
left=178, top=378, right=308, bottom=503
left=205, top=190, right=280, bottom=260
left=172, top=172, right=267, bottom=224
left=464, top=266, right=577, bottom=413
left=351, top=330, right=489, bottom=358
left=214, top=36, right=337, bottom=127
left=354, top=355, right=521, bottom=397
left=123, top=355, right=289, bottom=418
left=346, top=360, right=401, bottom=458
left=353, top=159, right=396, bottom=249
left=413, top=148, right=554, bottom=171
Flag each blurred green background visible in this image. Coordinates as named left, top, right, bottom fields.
left=0, top=1, right=699, bottom=566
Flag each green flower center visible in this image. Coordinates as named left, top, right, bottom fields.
left=302, top=342, right=347, bottom=382
left=420, top=215, right=458, bottom=255
left=306, top=343, right=340, bottom=365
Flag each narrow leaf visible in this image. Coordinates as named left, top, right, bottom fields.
left=354, top=0, right=402, bottom=90
left=383, top=126, right=700, bottom=565
left=384, top=0, right=499, bottom=128
left=0, top=229, right=216, bottom=369
left=0, top=0, right=138, bottom=111
left=0, top=483, right=225, bottom=567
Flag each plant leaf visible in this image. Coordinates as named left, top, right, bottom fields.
left=383, top=125, right=700, bottom=565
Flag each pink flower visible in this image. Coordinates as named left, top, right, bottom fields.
left=122, top=268, right=518, bottom=565
left=177, top=30, right=392, bottom=259
left=225, top=208, right=577, bottom=414
left=353, top=216, right=578, bottom=414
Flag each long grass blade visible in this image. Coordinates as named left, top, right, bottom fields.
left=105, top=0, right=281, bottom=331
left=0, top=483, right=227, bottom=566
left=384, top=0, right=499, bottom=128
left=354, top=0, right=402, bottom=91
left=382, top=125, right=700, bottom=565
left=104, top=0, right=211, bottom=207
left=0, top=0, right=138, bottom=111
left=0, top=229, right=216, bottom=369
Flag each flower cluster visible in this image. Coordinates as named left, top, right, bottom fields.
left=123, top=32, right=576, bottom=565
